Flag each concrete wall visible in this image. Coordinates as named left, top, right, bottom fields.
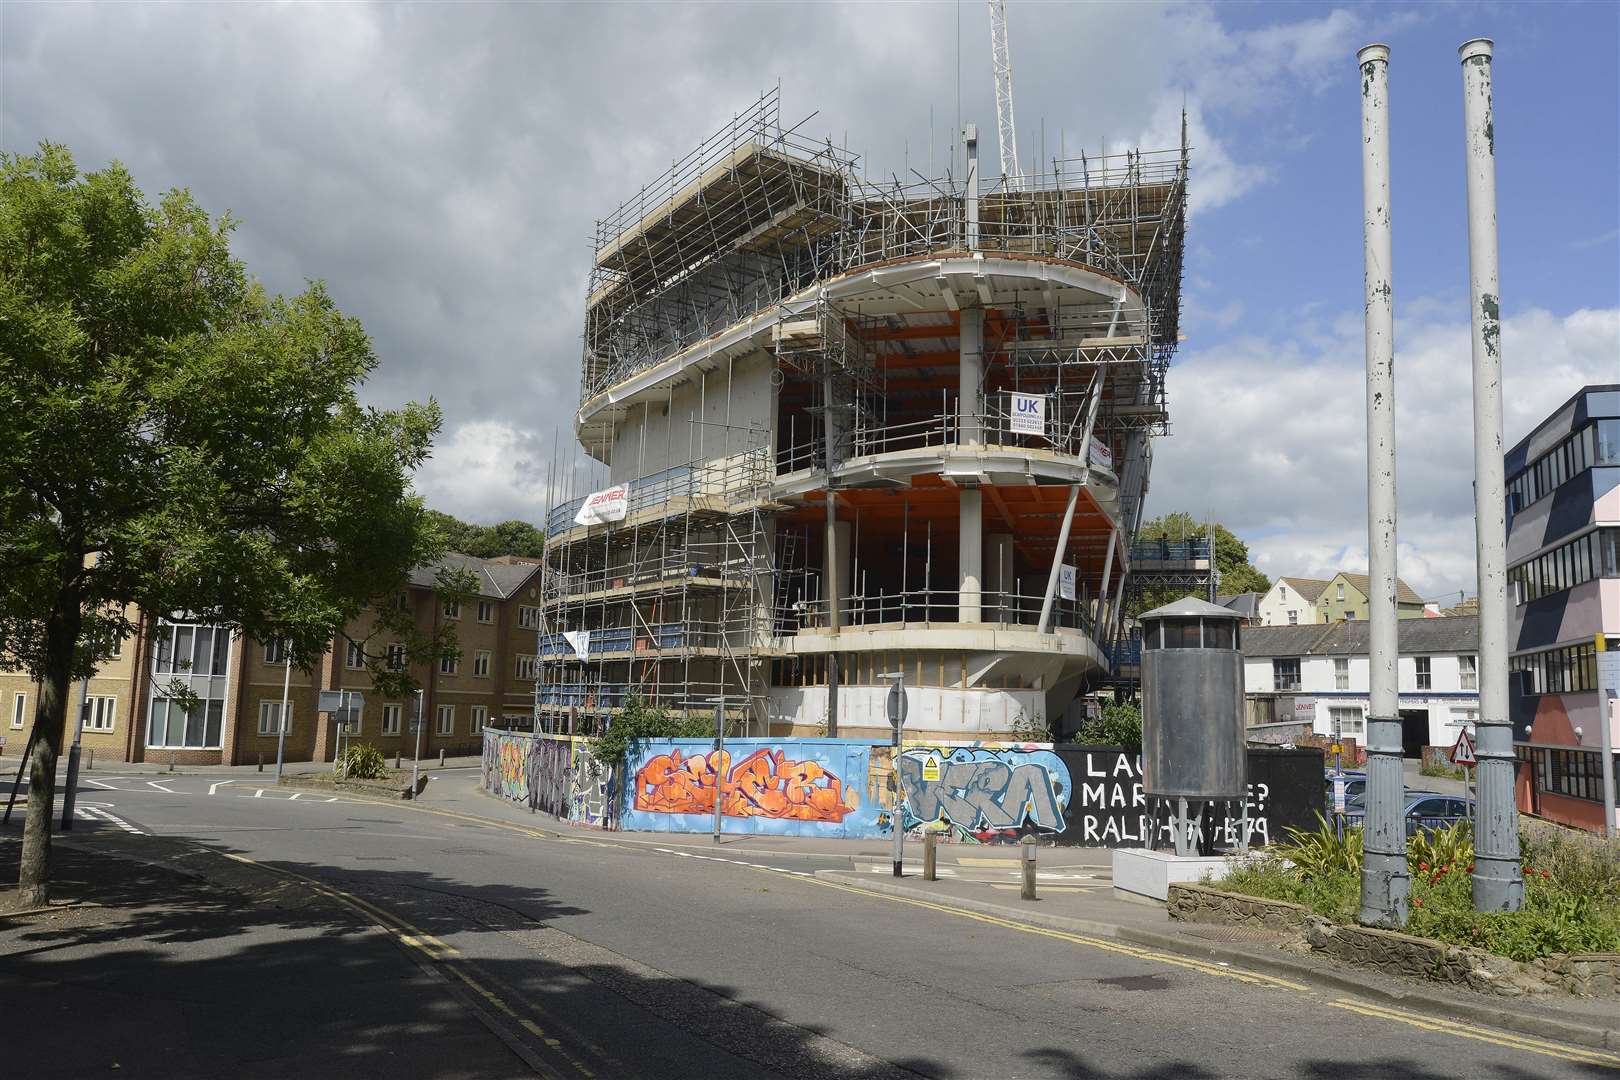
left=766, top=685, right=1047, bottom=741
left=609, top=350, right=775, bottom=482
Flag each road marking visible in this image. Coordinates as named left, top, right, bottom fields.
left=77, top=806, right=145, bottom=835
left=144, top=780, right=182, bottom=794
left=208, top=780, right=236, bottom=796
left=211, top=851, right=593, bottom=1078
left=1328, top=999, right=1620, bottom=1069
left=84, top=777, right=123, bottom=790
left=286, top=791, right=300, bottom=800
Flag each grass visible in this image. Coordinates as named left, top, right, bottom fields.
left=1216, top=816, right=1620, bottom=963
left=1419, top=760, right=1466, bottom=781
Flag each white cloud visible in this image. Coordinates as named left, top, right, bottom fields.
left=1149, top=304, right=1620, bottom=598
left=413, top=421, right=551, bottom=525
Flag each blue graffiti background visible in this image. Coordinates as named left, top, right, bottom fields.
left=897, top=746, right=1071, bottom=837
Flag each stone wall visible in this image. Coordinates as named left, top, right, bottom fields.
left=1166, top=884, right=1620, bottom=999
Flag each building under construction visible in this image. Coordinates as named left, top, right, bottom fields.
left=538, top=89, right=1187, bottom=741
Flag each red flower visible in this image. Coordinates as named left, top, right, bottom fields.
left=1522, top=867, right=1531, bottom=876
left=1467, top=864, right=1474, bottom=873
left=1540, top=869, right=1550, bottom=879
left=1412, top=898, right=1423, bottom=907
left=1419, top=862, right=1430, bottom=872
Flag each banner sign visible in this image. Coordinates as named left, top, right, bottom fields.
left=1009, top=392, right=1045, bottom=435
left=1089, top=436, right=1114, bottom=470
left=1059, top=564, right=1077, bottom=601
left=574, top=484, right=629, bottom=526
left=562, top=630, right=592, bottom=661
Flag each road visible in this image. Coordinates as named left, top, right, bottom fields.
left=8, top=772, right=1615, bottom=1079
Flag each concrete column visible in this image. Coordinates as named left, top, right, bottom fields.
left=987, top=533, right=1014, bottom=623
left=826, top=519, right=852, bottom=627
left=959, top=307, right=984, bottom=444
left=959, top=489, right=983, bottom=623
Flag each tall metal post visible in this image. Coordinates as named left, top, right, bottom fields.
left=883, top=674, right=907, bottom=875
left=1356, top=43, right=1409, bottom=927
left=1459, top=37, right=1524, bottom=909
left=1595, top=635, right=1617, bottom=839
left=411, top=689, right=424, bottom=800
left=274, top=652, right=292, bottom=785
left=711, top=699, right=726, bottom=842
left=1037, top=485, right=1081, bottom=634
left=60, top=676, right=90, bottom=830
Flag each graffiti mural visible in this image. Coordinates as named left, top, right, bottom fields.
left=622, top=738, right=879, bottom=837
left=896, top=745, right=1071, bottom=842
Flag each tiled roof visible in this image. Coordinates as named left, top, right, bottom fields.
left=1216, top=592, right=1261, bottom=618
left=409, top=553, right=542, bottom=599
left=1277, top=577, right=1331, bottom=603
left=1333, top=572, right=1425, bottom=606
left=1241, top=615, right=1479, bottom=658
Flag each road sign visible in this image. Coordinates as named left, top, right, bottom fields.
left=1450, top=729, right=1477, bottom=768
left=887, top=681, right=908, bottom=728
left=1009, top=392, right=1045, bottom=435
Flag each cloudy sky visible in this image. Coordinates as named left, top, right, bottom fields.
left=4, top=1, right=1616, bottom=600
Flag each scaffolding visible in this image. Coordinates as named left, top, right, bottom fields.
left=537, top=429, right=775, bottom=734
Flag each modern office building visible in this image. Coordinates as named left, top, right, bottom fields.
left=540, top=90, right=1188, bottom=742
left=1506, top=384, right=1619, bottom=832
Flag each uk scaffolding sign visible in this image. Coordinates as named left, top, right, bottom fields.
left=1009, top=392, right=1045, bottom=435
left=574, top=484, right=629, bottom=526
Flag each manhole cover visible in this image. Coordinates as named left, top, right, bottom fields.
left=1177, top=923, right=1285, bottom=943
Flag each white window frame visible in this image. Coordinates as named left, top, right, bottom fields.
left=345, top=640, right=364, bottom=670
left=440, top=653, right=459, bottom=676
left=1287, top=610, right=1298, bottom=625
left=518, top=605, right=541, bottom=630
left=85, top=695, right=117, bottom=732
left=443, top=598, right=461, bottom=620
left=436, top=704, right=454, bottom=735
left=257, top=700, right=291, bottom=736
left=1459, top=654, right=1478, bottom=691
left=381, top=703, right=402, bottom=736
left=1334, top=658, right=1349, bottom=691
left=470, top=705, right=487, bottom=735
left=1415, top=656, right=1432, bottom=691
left=515, top=654, right=537, bottom=680
left=386, top=642, right=406, bottom=672
left=473, top=650, right=491, bottom=677
left=1336, top=582, right=1346, bottom=601
left=477, top=600, right=495, bottom=624
left=1329, top=706, right=1364, bottom=738
left=264, top=638, right=288, bottom=665
left=11, top=692, right=27, bottom=729
left=1273, top=658, right=1302, bottom=692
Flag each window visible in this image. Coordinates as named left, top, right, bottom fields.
left=345, top=640, right=364, bottom=669
left=1415, top=656, right=1432, bottom=691
left=1511, top=640, right=1600, bottom=694
left=382, top=703, right=402, bottom=736
left=1344, top=611, right=1356, bottom=621
left=1334, top=658, right=1349, bottom=690
left=518, top=605, right=542, bottom=630
left=470, top=705, right=487, bottom=735
left=1287, top=610, right=1299, bottom=625
left=443, top=599, right=460, bottom=620
left=11, top=692, right=26, bottom=729
left=386, top=642, right=406, bottom=671
left=264, top=639, right=287, bottom=665
left=146, top=698, right=225, bottom=749
left=1509, top=420, right=1616, bottom=511
left=1459, top=655, right=1478, bottom=691
left=1336, top=583, right=1345, bottom=601
left=473, top=650, right=491, bottom=677
left=440, top=653, right=459, bottom=676
left=436, top=704, right=454, bottom=735
left=257, top=700, right=291, bottom=736
left=1273, top=658, right=1302, bottom=691
left=85, top=696, right=117, bottom=732
left=1329, top=706, right=1364, bottom=738
left=477, top=601, right=495, bottom=623
left=515, top=654, right=538, bottom=680
left=1508, top=529, right=1617, bottom=604
left=1280, top=585, right=1288, bottom=599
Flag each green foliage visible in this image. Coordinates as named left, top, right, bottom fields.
left=340, top=743, right=388, bottom=781
left=1131, top=512, right=1271, bottom=615
left=1072, top=700, right=1142, bottom=750
left=0, top=143, right=451, bottom=688
left=1220, top=818, right=1620, bottom=963
left=589, top=696, right=714, bottom=769
left=1419, top=760, right=1466, bottom=781
left=425, top=510, right=546, bottom=559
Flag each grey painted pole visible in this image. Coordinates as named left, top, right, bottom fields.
left=712, top=700, right=725, bottom=842
left=274, top=652, right=291, bottom=785
left=1356, top=43, right=1409, bottom=928
left=1037, top=485, right=1081, bottom=634
left=1596, top=636, right=1617, bottom=839
left=60, top=676, right=90, bottom=830
left=411, top=689, right=424, bottom=800
left=1459, top=37, right=1524, bottom=910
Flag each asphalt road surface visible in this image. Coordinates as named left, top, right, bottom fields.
left=11, top=776, right=1616, bottom=1079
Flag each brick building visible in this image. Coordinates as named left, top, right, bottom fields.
left=0, top=553, right=542, bottom=767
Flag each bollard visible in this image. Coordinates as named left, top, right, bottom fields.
left=168, top=752, right=176, bottom=774
left=87, top=748, right=94, bottom=771
left=257, top=753, right=264, bottom=772
left=1020, top=835, right=1037, bottom=901
left=923, top=831, right=937, bottom=881
left=395, top=750, right=402, bottom=770
left=439, top=748, right=445, bottom=767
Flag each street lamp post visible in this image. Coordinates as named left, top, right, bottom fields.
left=710, top=697, right=726, bottom=843
left=60, top=676, right=91, bottom=830
left=273, top=651, right=292, bottom=785
left=411, top=688, right=425, bottom=800
left=879, top=672, right=907, bottom=876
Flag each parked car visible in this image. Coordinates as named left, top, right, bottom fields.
left=1345, top=791, right=1473, bottom=837
left=1324, top=769, right=1367, bottom=806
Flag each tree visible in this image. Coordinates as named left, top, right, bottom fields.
left=1072, top=700, right=1142, bottom=750
left=0, top=144, right=457, bottom=904
left=1132, top=512, right=1272, bottom=615
left=425, top=510, right=545, bottom=559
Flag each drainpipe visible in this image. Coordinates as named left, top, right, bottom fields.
left=1356, top=42, right=1410, bottom=928
left=1459, top=37, right=1523, bottom=911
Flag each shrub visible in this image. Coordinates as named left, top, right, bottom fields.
left=341, top=743, right=387, bottom=780
left=590, top=696, right=715, bottom=769
left=1408, top=819, right=1472, bottom=875
left=1275, top=813, right=1363, bottom=879
left=1073, top=700, right=1141, bottom=749
left=1419, top=760, right=1465, bottom=781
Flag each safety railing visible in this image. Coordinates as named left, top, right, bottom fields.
left=775, top=407, right=1095, bottom=477
left=775, top=587, right=1097, bottom=638
left=1128, top=538, right=1211, bottom=563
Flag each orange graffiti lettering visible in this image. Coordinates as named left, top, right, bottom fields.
left=634, top=748, right=858, bottom=822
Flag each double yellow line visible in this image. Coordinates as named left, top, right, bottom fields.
left=1331, top=998, right=1620, bottom=1069
left=215, top=851, right=597, bottom=1079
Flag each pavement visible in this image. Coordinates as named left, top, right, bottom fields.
left=3, top=761, right=1617, bottom=1078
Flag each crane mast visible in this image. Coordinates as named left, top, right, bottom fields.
left=987, top=0, right=1021, bottom=190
